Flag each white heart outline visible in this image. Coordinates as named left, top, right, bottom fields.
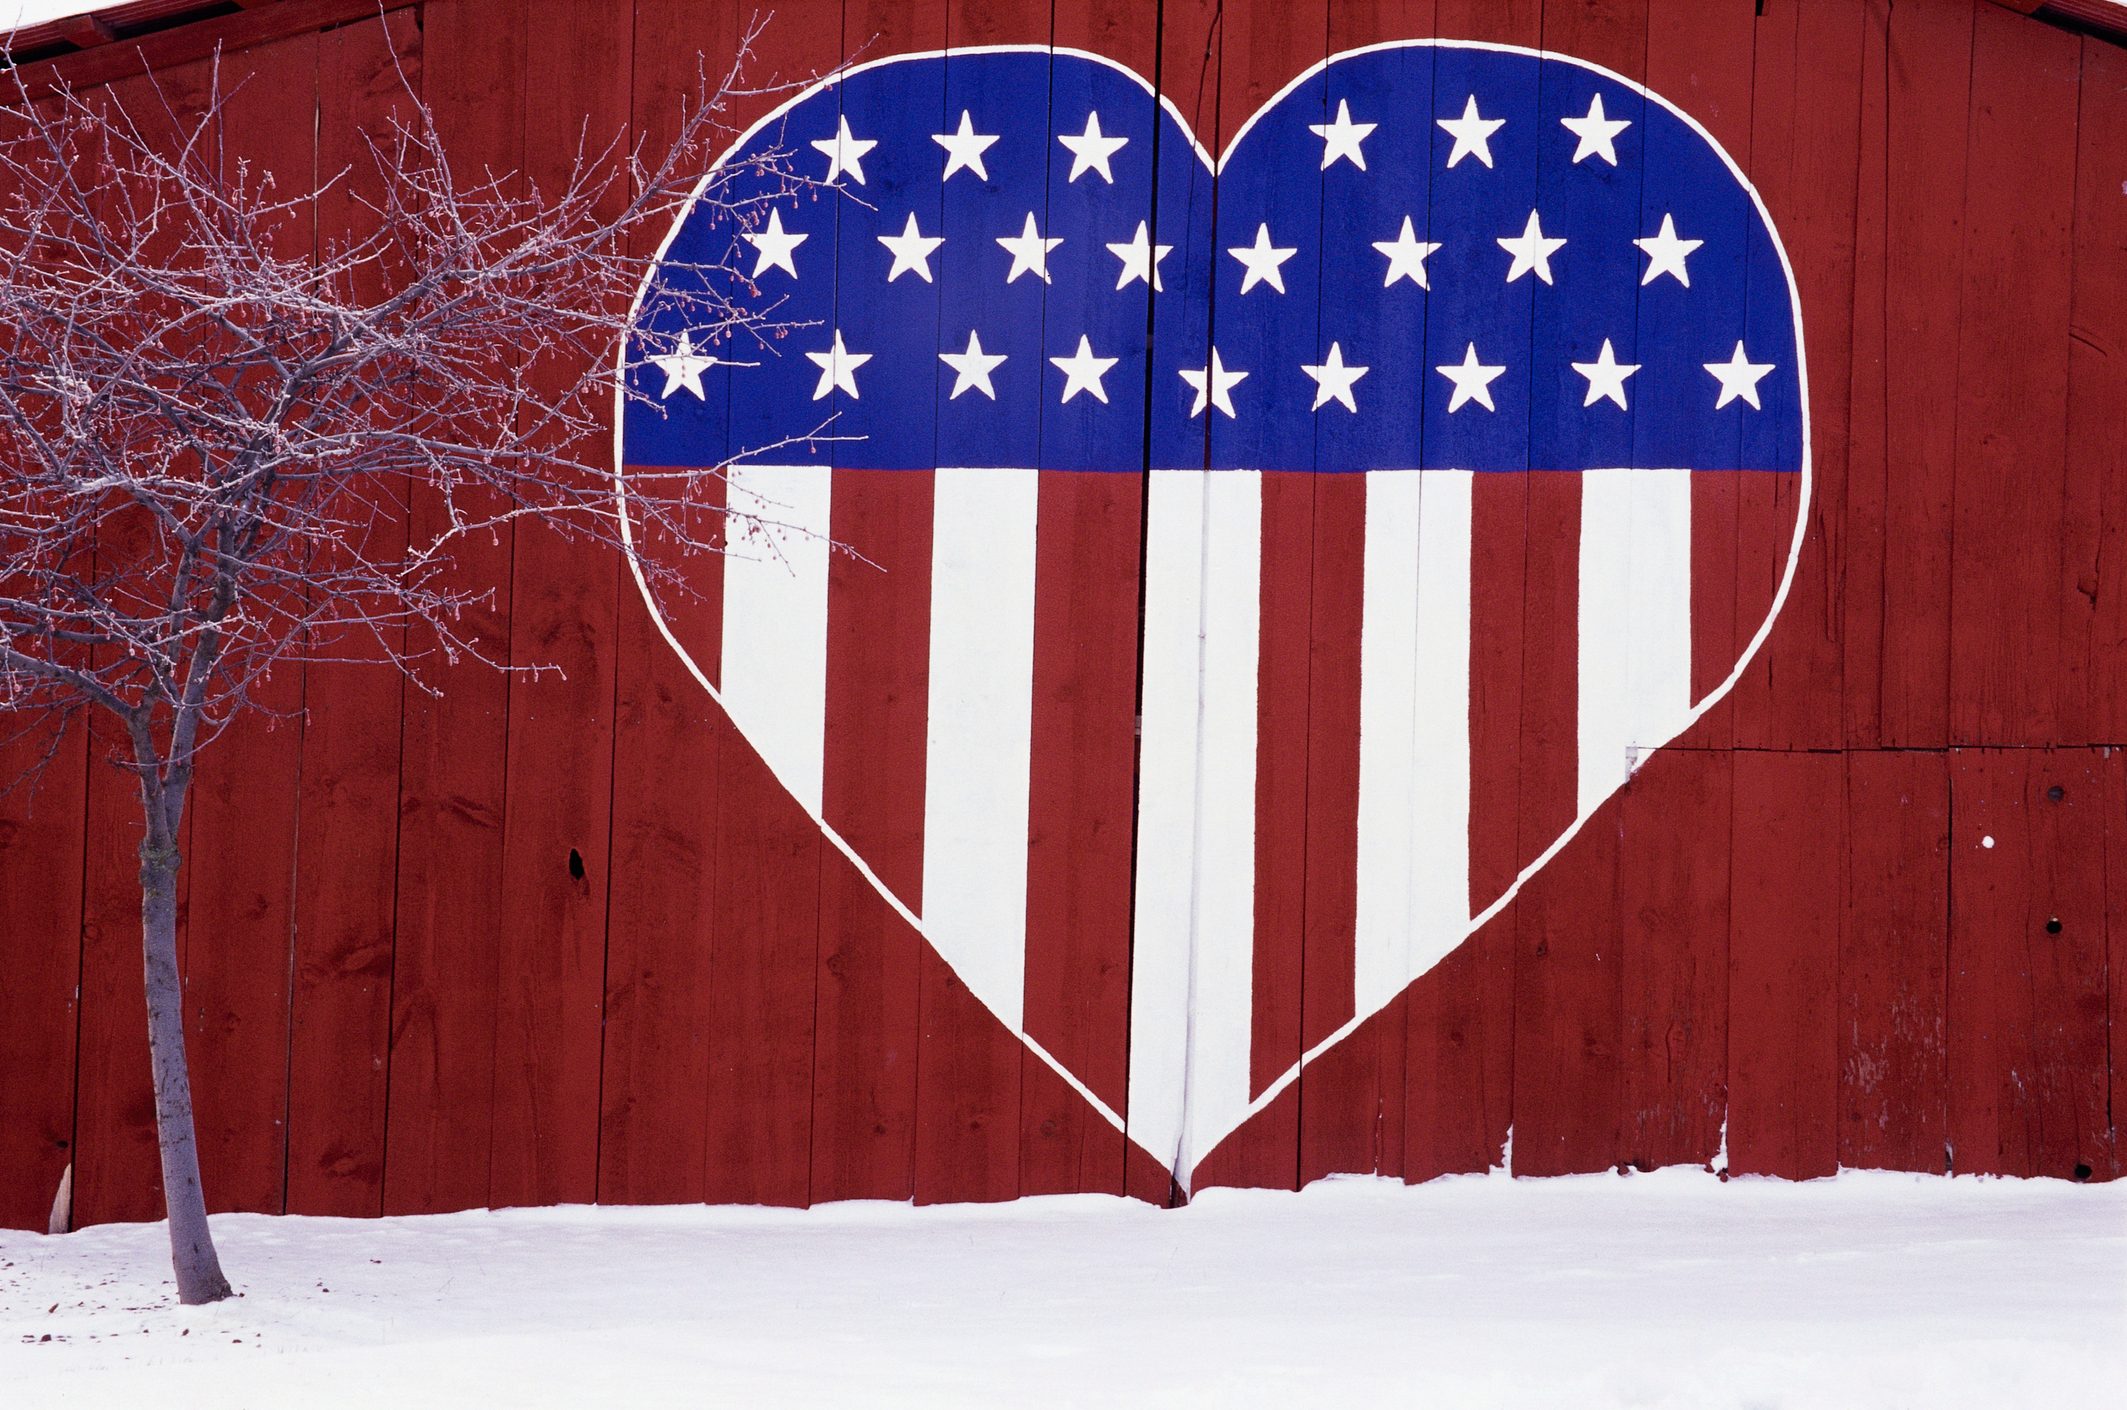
left=612, top=38, right=1812, bottom=1191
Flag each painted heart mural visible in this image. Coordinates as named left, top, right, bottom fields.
left=616, top=40, right=1808, bottom=1190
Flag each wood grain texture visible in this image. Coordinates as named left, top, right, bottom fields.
left=477, top=0, right=637, bottom=1213
left=1947, top=6, right=2080, bottom=748
left=593, top=0, right=738, bottom=1210
left=12, top=0, right=2127, bottom=1229
left=2059, top=34, right=2127, bottom=747
left=0, top=717, right=88, bottom=1229
left=2075, top=37, right=2127, bottom=1179
left=1840, top=749, right=1949, bottom=1172
left=382, top=0, right=525, bottom=1216
left=1729, top=0, right=1861, bottom=753
left=180, top=29, right=320, bottom=1219
left=1726, top=748, right=1841, bottom=1179
left=1619, top=749, right=1732, bottom=1173
left=284, top=8, right=422, bottom=1221
left=1949, top=750, right=2111, bottom=1179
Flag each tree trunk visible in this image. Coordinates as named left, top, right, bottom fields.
left=139, top=809, right=233, bottom=1304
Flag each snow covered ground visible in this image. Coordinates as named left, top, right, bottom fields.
left=3, top=1168, right=2122, bottom=1408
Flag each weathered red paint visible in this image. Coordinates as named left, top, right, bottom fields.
left=2, top=0, right=2124, bottom=1230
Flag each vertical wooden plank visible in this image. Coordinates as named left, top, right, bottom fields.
left=1840, top=0, right=1888, bottom=750
left=181, top=30, right=315, bottom=1216
left=1254, top=467, right=1313, bottom=1151
left=806, top=0, right=940, bottom=1208
left=0, top=720, right=88, bottom=1229
left=1947, top=7, right=2079, bottom=748
left=702, top=738, right=820, bottom=1206
left=1729, top=0, right=1861, bottom=753
left=1498, top=0, right=1656, bottom=1183
left=1651, top=0, right=1754, bottom=755
left=1319, top=0, right=1435, bottom=1202
left=1867, top=0, right=1972, bottom=750
left=695, top=0, right=839, bottom=1209
left=1618, top=749, right=1732, bottom=1173
left=1510, top=474, right=1618, bottom=1178
left=384, top=0, right=526, bottom=1216
left=597, top=0, right=739, bottom=1209
left=1229, top=0, right=1330, bottom=1122
left=1295, top=469, right=1381, bottom=1183
left=2074, top=39, right=2127, bottom=1178
left=1840, top=749, right=1948, bottom=1172
left=1120, top=0, right=1236, bottom=1204
left=284, top=10, right=421, bottom=1220
left=1949, top=749, right=2110, bottom=1179
left=1421, top=2, right=1547, bottom=1187
left=1258, top=0, right=1387, bottom=1186
left=811, top=464, right=931, bottom=1205
left=482, top=0, right=633, bottom=1213
left=1727, top=748, right=1841, bottom=1179
left=599, top=491, right=724, bottom=1205
left=2061, top=35, right=2127, bottom=746
left=1018, top=463, right=1139, bottom=1197
left=72, top=715, right=163, bottom=1226
left=2105, top=748, right=2127, bottom=1180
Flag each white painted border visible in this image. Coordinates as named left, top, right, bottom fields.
left=611, top=38, right=1814, bottom=1188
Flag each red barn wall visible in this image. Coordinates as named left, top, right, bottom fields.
left=2, top=0, right=2123, bottom=1228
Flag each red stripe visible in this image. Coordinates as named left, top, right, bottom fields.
left=1517, top=472, right=1582, bottom=846
left=1020, top=469, right=1139, bottom=1193
left=1466, top=472, right=1529, bottom=916
left=1689, top=470, right=1741, bottom=734
left=1296, top=473, right=1373, bottom=1178
left=811, top=468, right=932, bottom=1201
left=1252, top=469, right=1313, bottom=1099
left=1300, top=474, right=1365, bottom=1052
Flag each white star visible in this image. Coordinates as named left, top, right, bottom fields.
left=1050, top=334, right=1119, bottom=405
left=811, top=115, right=877, bottom=185
left=1705, top=341, right=1775, bottom=410
left=1560, top=91, right=1631, bottom=166
left=1228, top=223, right=1297, bottom=294
left=939, top=329, right=1007, bottom=401
left=1438, top=94, right=1505, bottom=169
left=933, top=109, right=999, bottom=182
left=1106, top=220, right=1173, bottom=291
left=1308, top=98, right=1376, bottom=171
left=648, top=329, right=715, bottom=400
left=996, top=211, right=1064, bottom=284
left=1373, top=215, right=1442, bottom=289
left=739, top=207, right=808, bottom=280
left=1635, top=213, right=1704, bottom=287
left=877, top=211, right=944, bottom=283
left=1570, top=338, right=1641, bottom=410
left=1179, top=347, right=1248, bottom=419
left=1300, top=341, right=1369, bottom=413
left=1498, top=209, right=1566, bottom=285
left=1436, top=342, right=1506, bottom=413
left=1058, top=110, right=1128, bottom=184
left=804, top=329, right=871, bottom=401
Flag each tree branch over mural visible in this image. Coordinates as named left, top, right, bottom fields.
left=0, top=18, right=821, bottom=1303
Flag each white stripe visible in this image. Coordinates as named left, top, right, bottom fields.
left=1128, top=468, right=1261, bottom=1187
left=1576, top=468, right=1694, bottom=816
left=921, top=467, right=1041, bottom=1032
left=720, top=463, right=833, bottom=814
left=1355, top=469, right=1473, bottom=1014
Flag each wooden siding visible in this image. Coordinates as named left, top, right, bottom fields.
left=2, top=0, right=2123, bottom=1228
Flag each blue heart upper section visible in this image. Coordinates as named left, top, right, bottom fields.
left=622, top=43, right=1805, bottom=474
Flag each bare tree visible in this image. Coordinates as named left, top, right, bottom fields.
left=0, top=21, right=818, bottom=1303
